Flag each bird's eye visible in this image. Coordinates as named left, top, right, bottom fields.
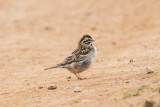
left=83, top=40, right=89, bottom=44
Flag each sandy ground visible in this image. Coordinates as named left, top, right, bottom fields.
left=0, top=0, right=160, bottom=107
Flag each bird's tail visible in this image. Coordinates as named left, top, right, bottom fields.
left=44, top=66, right=58, bottom=70
left=44, top=64, right=66, bottom=70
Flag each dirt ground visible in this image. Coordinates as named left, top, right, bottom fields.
left=0, top=0, right=160, bottom=107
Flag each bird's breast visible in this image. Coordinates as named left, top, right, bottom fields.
left=90, top=46, right=97, bottom=63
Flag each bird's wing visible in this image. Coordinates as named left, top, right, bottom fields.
left=45, top=48, right=87, bottom=70
left=59, top=48, right=88, bottom=66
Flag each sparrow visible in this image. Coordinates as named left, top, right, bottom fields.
left=44, top=34, right=97, bottom=80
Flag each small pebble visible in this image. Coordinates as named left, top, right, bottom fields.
left=74, top=87, right=82, bottom=92
left=142, top=77, right=145, bottom=79
left=66, top=87, right=69, bottom=89
left=144, top=101, right=154, bottom=107
left=129, top=59, right=133, bottom=63
left=26, top=83, right=30, bottom=85
left=38, top=86, right=43, bottom=89
left=91, top=27, right=96, bottom=31
left=44, top=26, right=52, bottom=30
left=111, top=42, right=116, bottom=45
left=85, top=12, right=92, bottom=16
left=125, top=81, right=129, bottom=83
left=146, top=67, right=154, bottom=74
left=48, top=85, right=57, bottom=90
left=66, top=76, right=71, bottom=79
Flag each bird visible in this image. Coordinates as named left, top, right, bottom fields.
left=44, top=34, right=97, bottom=80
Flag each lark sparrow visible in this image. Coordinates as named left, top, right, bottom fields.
left=44, top=35, right=97, bottom=80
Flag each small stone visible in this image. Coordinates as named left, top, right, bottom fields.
left=144, top=101, right=154, bottom=107
left=91, top=27, right=96, bottom=31
left=85, top=12, right=92, bottom=16
left=44, top=26, right=52, bottom=30
left=111, top=42, right=116, bottom=45
left=146, top=67, right=154, bottom=74
left=38, top=86, right=43, bottom=89
left=66, top=76, right=71, bottom=79
left=117, top=58, right=121, bottom=61
left=129, top=59, right=133, bottom=63
left=74, top=87, right=82, bottom=92
left=142, top=77, right=145, bottom=79
left=105, top=89, right=108, bottom=91
left=26, top=83, right=30, bottom=85
left=66, top=87, right=69, bottom=89
left=125, top=81, right=129, bottom=83
left=48, top=85, right=57, bottom=90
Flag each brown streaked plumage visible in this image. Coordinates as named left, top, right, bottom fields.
left=44, top=34, right=97, bottom=80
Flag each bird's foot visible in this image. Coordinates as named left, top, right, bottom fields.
left=78, top=78, right=83, bottom=80
left=78, top=77, right=87, bottom=80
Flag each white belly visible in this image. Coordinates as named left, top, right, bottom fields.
left=90, top=46, right=97, bottom=63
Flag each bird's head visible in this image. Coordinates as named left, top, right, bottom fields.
left=79, top=34, right=94, bottom=48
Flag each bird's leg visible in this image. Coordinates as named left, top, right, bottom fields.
left=77, top=73, right=82, bottom=80
left=74, top=73, right=82, bottom=80
left=74, top=73, right=79, bottom=79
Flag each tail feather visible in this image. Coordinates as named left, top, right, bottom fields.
left=44, top=66, right=58, bottom=70
left=44, top=64, right=66, bottom=70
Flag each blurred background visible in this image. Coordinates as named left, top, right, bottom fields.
left=0, top=0, right=160, bottom=68
left=0, top=0, right=160, bottom=106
